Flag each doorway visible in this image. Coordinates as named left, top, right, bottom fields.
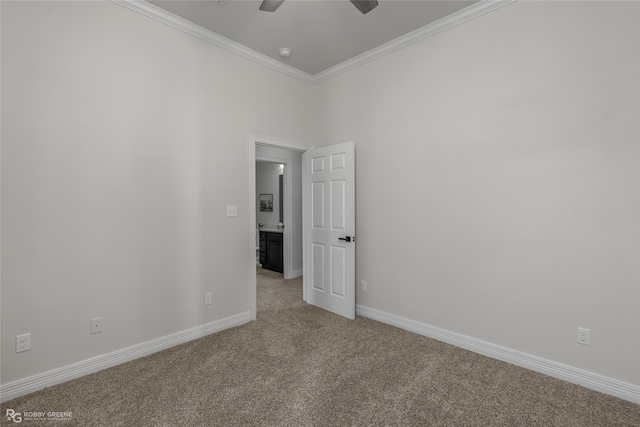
left=255, top=160, right=286, bottom=275
left=248, top=134, right=311, bottom=320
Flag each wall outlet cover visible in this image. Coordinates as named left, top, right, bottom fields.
left=578, top=327, right=590, bottom=346
left=16, top=333, right=31, bottom=353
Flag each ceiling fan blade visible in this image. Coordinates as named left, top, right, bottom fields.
left=259, top=0, right=285, bottom=12
left=350, top=0, right=379, bottom=14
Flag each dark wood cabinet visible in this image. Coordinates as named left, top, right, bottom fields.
left=259, top=231, right=283, bottom=273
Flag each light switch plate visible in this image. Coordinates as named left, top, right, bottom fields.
left=226, top=206, right=237, bottom=217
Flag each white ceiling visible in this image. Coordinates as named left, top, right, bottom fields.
left=146, top=0, right=479, bottom=76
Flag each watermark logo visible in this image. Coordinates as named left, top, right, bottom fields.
left=6, top=409, right=22, bottom=423
left=5, top=409, right=73, bottom=423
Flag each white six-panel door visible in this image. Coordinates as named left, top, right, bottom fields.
left=303, top=141, right=355, bottom=319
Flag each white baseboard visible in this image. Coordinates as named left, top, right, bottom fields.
left=0, top=312, right=251, bottom=403
left=291, top=269, right=303, bottom=279
left=356, top=305, right=640, bottom=404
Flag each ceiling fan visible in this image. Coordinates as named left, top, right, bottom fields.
left=259, top=0, right=379, bottom=15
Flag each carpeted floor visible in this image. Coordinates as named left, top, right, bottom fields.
left=2, top=271, right=639, bottom=426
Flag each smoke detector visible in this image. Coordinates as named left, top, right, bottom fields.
left=279, top=48, right=291, bottom=58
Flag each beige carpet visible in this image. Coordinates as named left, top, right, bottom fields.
left=2, top=272, right=639, bottom=426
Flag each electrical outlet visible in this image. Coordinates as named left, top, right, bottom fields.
left=360, top=280, right=367, bottom=292
left=90, top=317, right=103, bottom=334
left=578, top=327, right=590, bottom=346
left=16, top=333, right=31, bottom=353
left=226, top=206, right=237, bottom=217
left=17, top=334, right=31, bottom=352
left=205, top=292, right=212, bottom=306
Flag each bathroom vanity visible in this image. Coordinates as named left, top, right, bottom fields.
left=259, top=230, right=283, bottom=273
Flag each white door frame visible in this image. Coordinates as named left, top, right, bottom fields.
left=248, top=133, right=312, bottom=321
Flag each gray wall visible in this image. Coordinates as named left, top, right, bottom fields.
left=1, top=0, right=313, bottom=384
left=312, top=1, right=639, bottom=385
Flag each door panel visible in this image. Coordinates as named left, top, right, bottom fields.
left=312, top=243, right=325, bottom=291
left=312, top=182, right=325, bottom=228
left=331, top=180, right=346, bottom=231
left=331, top=152, right=346, bottom=170
left=331, top=245, right=346, bottom=297
left=303, top=141, right=355, bottom=319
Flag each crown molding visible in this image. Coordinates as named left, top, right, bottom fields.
left=110, top=0, right=516, bottom=85
left=312, top=0, right=517, bottom=83
left=110, top=0, right=315, bottom=83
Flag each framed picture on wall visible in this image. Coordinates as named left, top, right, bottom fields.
left=259, top=194, right=273, bottom=212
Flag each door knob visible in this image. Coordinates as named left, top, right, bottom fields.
left=338, top=236, right=354, bottom=242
